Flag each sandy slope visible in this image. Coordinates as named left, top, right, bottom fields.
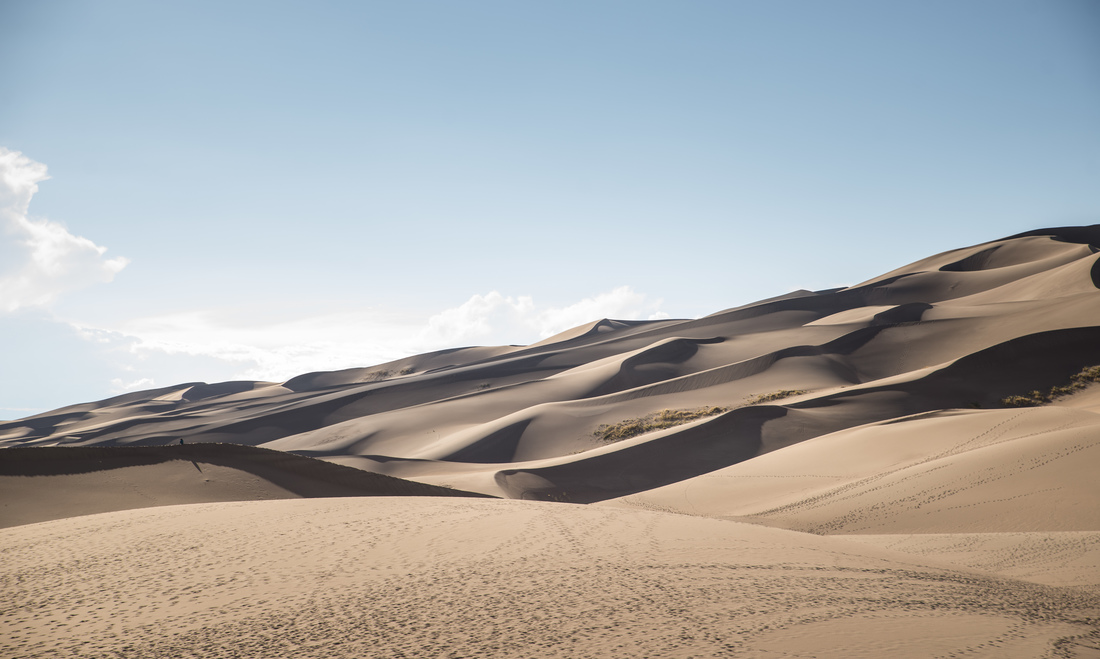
left=0, top=444, right=487, bottom=528
left=3, top=228, right=1099, bottom=507
left=600, top=392, right=1100, bottom=595
left=3, top=497, right=1098, bottom=659
left=3, top=226, right=1100, bottom=656
left=603, top=404, right=1100, bottom=533
left=840, top=532, right=1100, bottom=590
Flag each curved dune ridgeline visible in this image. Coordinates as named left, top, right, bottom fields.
left=6, top=227, right=1099, bottom=503
left=0, top=444, right=490, bottom=528
left=4, top=227, right=1100, bottom=658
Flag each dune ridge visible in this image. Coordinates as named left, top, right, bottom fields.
left=0, top=444, right=489, bottom=528
left=3, top=226, right=1100, bottom=657
left=5, top=229, right=1098, bottom=500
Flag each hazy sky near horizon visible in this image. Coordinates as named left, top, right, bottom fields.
left=2, top=0, right=1098, bottom=417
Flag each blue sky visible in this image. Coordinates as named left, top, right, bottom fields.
left=1, top=0, right=1098, bottom=417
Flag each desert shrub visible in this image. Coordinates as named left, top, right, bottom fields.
left=1000, top=365, right=1100, bottom=407
left=359, top=369, right=393, bottom=382
left=594, top=406, right=728, bottom=444
left=1001, top=391, right=1050, bottom=407
left=1070, top=365, right=1100, bottom=385
left=359, top=366, right=418, bottom=383
left=745, top=390, right=807, bottom=405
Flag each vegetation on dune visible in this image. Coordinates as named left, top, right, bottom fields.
left=1002, top=391, right=1053, bottom=407
left=594, top=406, right=729, bottom=444
left=592, top=391, right=814, bottom=445
left=358, top=366, right=417, bottom=383
left=1001, top=365, right=1100, bottom=407
left=587, top=363, right=1100, bottom=443
left=745, top=389, right=807, bottom=405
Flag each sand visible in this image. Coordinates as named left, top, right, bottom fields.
left=2, top=225, right=1099, bottom=656
left=3, top=498, right=1098, bottom=659
left=0, top=444, right=488, bottom=528
left=604, top=405, right=1100, bottom=534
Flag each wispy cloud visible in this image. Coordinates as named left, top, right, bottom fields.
left=0, top=149, right=676, bottom=413
left=420, top=286, right=668, bottom=347
left=0, top=147, right=129, bottom=312
left=3, top=281, right=669, bottom=416
left=110, top=377, right=156, bottom=393
left=107, top=308, right=420, bottom=382
left=77, top=287, right=669, bottom=385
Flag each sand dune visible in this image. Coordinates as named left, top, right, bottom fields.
left=0, top=444, right=487, bottom=528
left=604, top=404, right=1100, bottom=532
left=5, top=228, right=1098, bottom=501
left=3, top=498, right=1098, bottom=659
left=3, top=226, right=1099, bottom=656
left=841, top=532, right=1100, bottom=590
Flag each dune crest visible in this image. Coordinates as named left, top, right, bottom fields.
left=4, top=226, right=1100, bottom=657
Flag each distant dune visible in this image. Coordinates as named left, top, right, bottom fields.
left=3, top=226, right=1099, bottom=657
left=0, top=444, right=488, bottom=528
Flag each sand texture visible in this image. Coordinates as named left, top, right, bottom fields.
left=3, top=226, right=1100, bottom=656
left=0, top=444, right=489, bottom=528
left=3, top=498, right=1099, bottom=659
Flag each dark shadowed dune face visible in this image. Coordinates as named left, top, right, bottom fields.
left=0, top=444, right=490, bottom=528
left=3, top=226, right=1099, bottom=506
left=5, top=227, right=1100, bottom=659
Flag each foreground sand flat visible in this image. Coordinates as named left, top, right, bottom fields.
left=840, top=532, right=1100, bottom=590
left=3, top=497, right=1098, bottom=659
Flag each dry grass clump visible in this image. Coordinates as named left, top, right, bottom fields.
left=360, top=370, right=394, bottom=382
left=1002, top=365, right=1100, bottom=407
left=745, top=390, right=807, bottom=405
left=1001, top=391, right=1050, bottom=407
left=594, top=407, right=728, bottom=444
left=359, top=366, right=417, bottom=383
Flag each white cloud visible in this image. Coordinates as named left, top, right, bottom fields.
left=1, top=287, right=672, bottom=415
left=110, top=377, right=156, bottom=393
left=108, top=307, right=423, bottom=383
left=70, top=287, right=668, bottom=386
left=418, top=286, right=666, bottom=347
left=419, top=292, right=537, bottom=347
left=531, top=286, right=667, bottom=337
left=0, top=147, right=129, bottom=312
